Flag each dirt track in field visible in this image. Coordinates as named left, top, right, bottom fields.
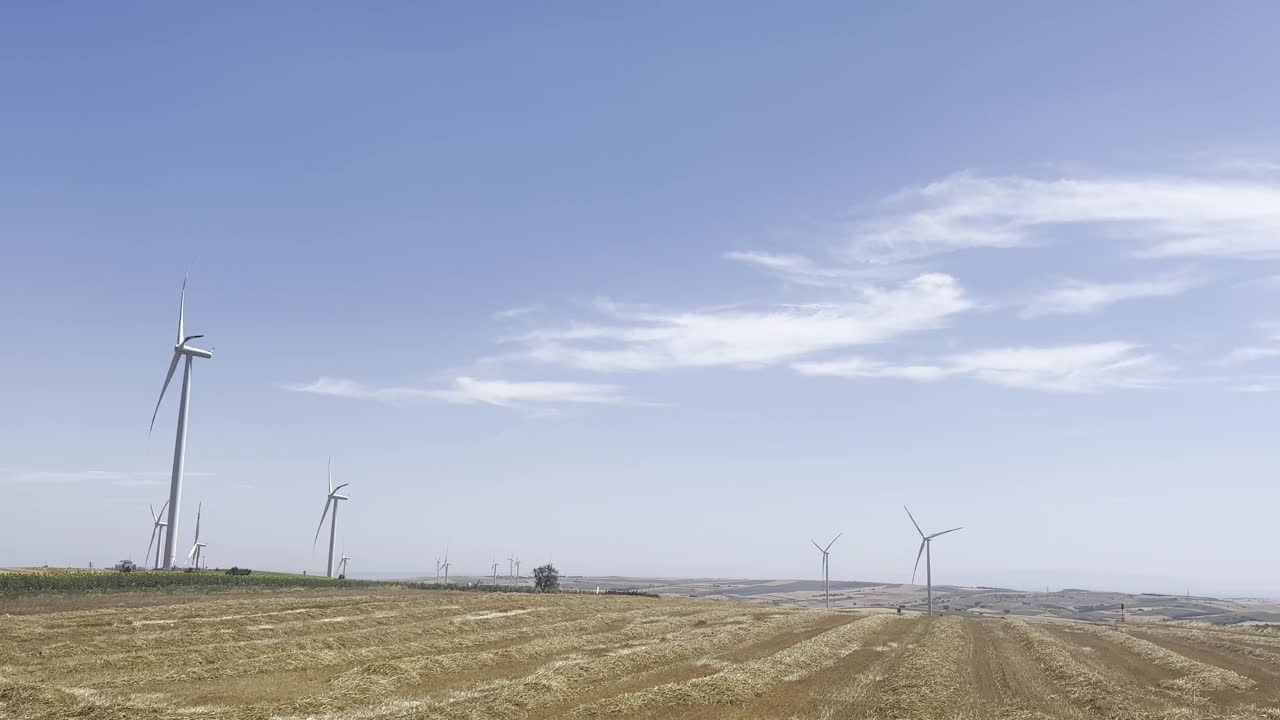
left=2, top=588, right=1279, bottom=719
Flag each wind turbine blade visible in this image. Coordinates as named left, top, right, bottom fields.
left=193, top=503, right=202, bottom=543
left=177, top=275, right=187, bottom=345
left=911, top=539, right=926, bottom=584
left=146, top=527, right=157, bottom=562
left=187, top=543, right=198, bottom=560
left=824, top=532, right=843, bottom=552
left=149, top=503, right=157, bottom=523
left=332, top=483, right=350, bottom=494
left=328, top=457, right=333, bottom=494
left=149, top=352, right=181, bottom=434
left=904, top=505, right=925, bottom=538
left=313, top=498, right=333, bottom=546
left=810, top=539, right=824, bottom=552
left=929, top=526, right=963, bottom=539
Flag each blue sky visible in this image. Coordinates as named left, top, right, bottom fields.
left=3, top=3, right=1280, bottom=597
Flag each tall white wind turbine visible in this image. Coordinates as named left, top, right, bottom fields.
left=905, top=506, right=962, bottom=616
left=810, top=533, right=842, bottom=609
left=186, top=502, right=207, bottom=569
left=150, top=275, right=214, bottom=570
left=145, top=500, right=170, bottom=570
left=312, top=457, right=350, bottom=578
left=338, top=553, right=351, bottom=578
left=443, top=549, right=451, bottom=584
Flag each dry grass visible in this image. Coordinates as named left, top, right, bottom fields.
left=2, top=588, right=1279, bottom=719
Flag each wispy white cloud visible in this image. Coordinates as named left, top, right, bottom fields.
left=492, top=305, right=541, bottom=321
left=794, top=342, right=1167, bottom=393
left=283, top=377, right=433, bottom=402
left=1228, top=383, right=1280, bottom=393
left=1022, top=273, right=1203, bottom=318
left=2, top=470, right=214, bottom=486
left=5, top=470, right=129, bottom=485
left=284, top=375, right=631, bottom=408
left=722, top=250, right=913, bottom=287
left=845, top=172, right=1280, bottom=263
left=514, top=273, right=973, bottom=372
left=1216, top=346, right=1280, bottom=365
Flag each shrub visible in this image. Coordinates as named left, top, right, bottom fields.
left=533, top=563, right=559, bottom=592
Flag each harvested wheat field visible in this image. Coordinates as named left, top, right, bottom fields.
left=4, top=588, right=1280, bottom=719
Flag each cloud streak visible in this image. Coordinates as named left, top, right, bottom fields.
left=845, top=172, right=1280, bottom=263
left=1022, top=273, right=1203, bottom=317
left=514, top=273, right=973, bottom=372
left=794, top=342, right=1167, bottom=393
left=284, top=376, right=631, bottom=408
left=3, top=470, right=214, bottom=486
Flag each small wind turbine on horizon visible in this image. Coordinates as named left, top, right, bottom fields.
left=492, top=560, right=499, bottom=586
left=149, top=275, right=214, bottom=570
left=442, top=550, right=451, bottom=584
left=186, top=502, right=207, bottom=569
left=905, top=505, right=963, bottom=616
left=337, top=553, right=351, bottom=578
left=507, top=553, right=516, bottom=587
left=145, top=500, right=170, bottom=570
left=514, top=556, right=521, bottom=586
left=810, top=533, right=842, bottom=609
left=312, top=457, right=350, bottom=578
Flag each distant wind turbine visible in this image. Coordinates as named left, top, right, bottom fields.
left=507, top=553, right=516, bottom=587
left=492, top=560, right=499, bottom=586
left=338, top=553, right=351, bottom=578
left=149, top=275, right=214, bottom=570
left=312, top=457, right=350, bottom=578
left=443, top=548, right=451, bottom=584
left=186, top=502, right=207, bottom=569
left=145, top=500, right=170, bottom=570
left=514, top=556, right=521, bottom=586
left=810, top=533, right=842, bottom=609
left=905, top=505, right=962, bottom=616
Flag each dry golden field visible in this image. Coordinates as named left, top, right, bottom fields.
left=3, top=588, right=1280, bottom=719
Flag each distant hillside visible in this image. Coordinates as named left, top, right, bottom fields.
left=557, top=576, right=1280, bottom=625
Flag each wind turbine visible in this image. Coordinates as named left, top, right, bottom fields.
left=186, top=502, right=207, bottom=569
left=145, top=500, right=170, bottom=570
left=514, top=556, right=521, bottom=586
left=312, top=457, right=350, bottom=578
left=905, top=506, right=963, bottom=616
left=150, top=275, right=214, bottom=570
left=492, top=560, right=499, bottom=586
left=338, top=553, right=351, bottom=578
left=507, top=553, right=515, bottom=587
left=810, top=533, right=842, bottom=609
left=442, top=549, right=451, bottom=584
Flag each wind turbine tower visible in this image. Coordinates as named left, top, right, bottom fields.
left=312, top=457, right=350, bottom=578
left=186, top=502, right=207, bottom=569
left=145, top=500, right=170, bottom=570
left=905, top=506, right=963, bottom=616
left=810, top=534, right=842, bottom=609
left=150, top=275, right=214, bottom=570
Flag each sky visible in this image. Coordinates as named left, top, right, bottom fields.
left=3, top=3, right=1280, bottom=598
